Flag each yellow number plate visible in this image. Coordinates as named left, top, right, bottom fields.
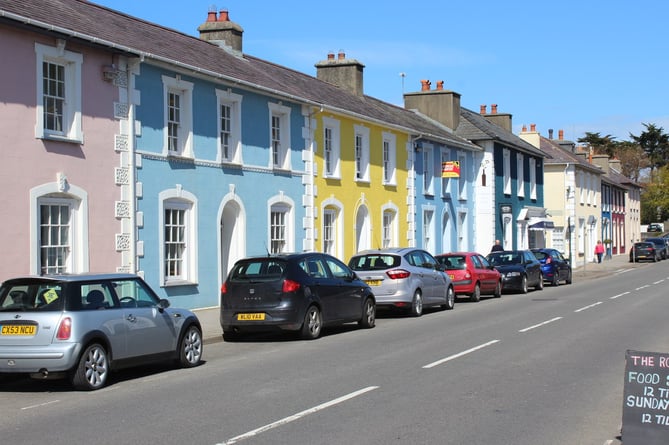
left=237, top=313, right=265, bottom=321
left=1, top=325, right=37, bottom=336
left=365, top=280, right=381, bottom=286
left=448, top=274, right=455, bottom=280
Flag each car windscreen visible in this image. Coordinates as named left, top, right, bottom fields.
left=229, top=259, right=286, bottom=282
left=488, top=252, right=521, bottom=266
left=438, top=255, right=467, bottom=270
left=0, top=280, right=65, bottom=312
left=349, top=254, right=400, bottom=270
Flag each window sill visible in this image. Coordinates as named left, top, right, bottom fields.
left=162, top=279, right=198, bottom=288
left=39, top=134, right=83, bottom=145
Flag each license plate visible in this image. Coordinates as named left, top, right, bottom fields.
left=237, top=313, right=265, bottom=321
left=365, top=280, right=381, bottom=286
left=448, top=274, right=455, bottom=280
left=1, top=325, right=37, bottom=336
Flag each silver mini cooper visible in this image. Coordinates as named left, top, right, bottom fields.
left=0, top=273, right=203, bottom=390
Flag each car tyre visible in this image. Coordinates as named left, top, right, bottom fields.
left=359, top=298, right=376, bottom=329
left=411, top=290, right=423, bottom=317
left=521, top=275, right=528, bottom=294
left=493, top=280, right=502, bottom=298
left=470, top=283, right=481, bottom=302
left=71, top=343, right=109, bottom=391
left=442, top=285, right=455, bottom=310
left=566, top=271, right=572, bottom=285
left=178, top=324, right=203, bottom=368
left=301, top=305, right=322, bottom=340
left=535, top=275, right=544, bottom=291
left=551, top=273, right=560, bottom=287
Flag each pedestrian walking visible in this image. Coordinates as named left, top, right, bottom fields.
left=491, top=239, right=504, bottom=252
left=595, top=240, right=605, bottom=263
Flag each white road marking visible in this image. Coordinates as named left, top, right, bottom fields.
left=653, top=279, right=665, bottom=285
left=519, top=317, right=563, bottom=333
left=575, top=302, right=603, bottom=313
left=21, top=399, right=60, bottom=410
left=635, top=285, right=650, bottom=290
left=422, top=340, right=501, bottom=369
left=610, top=291, right=630, bottom=300
left=217, top=386, right=379, bottom=444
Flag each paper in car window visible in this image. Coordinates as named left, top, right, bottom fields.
left=42, top=289, right=59, bottom=304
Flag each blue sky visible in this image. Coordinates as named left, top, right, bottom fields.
left=96, top=0, right=668, bottom=142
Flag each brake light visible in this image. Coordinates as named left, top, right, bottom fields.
left=56, top=317, right=72, bottom=340
left=464, top=271, right=472, bottom=280
left=386, top=269, right=411, bottom=280
left=282, top=279, right=301, bottom=293
left=220, top=282, right=228, bottom=294
left=546, top=257, right=552, bottom=264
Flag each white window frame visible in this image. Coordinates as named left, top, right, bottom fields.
left=268, top=195, right=295, bottom=253
left=215, top=89, right=243, bottom=164
left=321, top=198, right=344, bottom=258
left=529, top=157, right=537, bottom=200
left=268, top=102, right=291, bottom=170
left=517, top=153, right=525, bottom=198
left=423, top=145, right=434, bottom=196
left=353, top=124, right=370, bottom=182
left=458, top=154, right=467, bottom=200
left=382, top=132, right=397, bottom=185
left=322, top=117, right=341, bottom=178
left=35, top=43, right=83, bottom=143
left=30, top=181, right=89, bottom=275
left=159, top=188, right=198, bottom=286
left=422, top=207, right=435, bottom=253
left=381, top=203, right=399, bottom=248
left=440, top=148, right=451, bottom=198
left=503, top=148, right=511, bottom=195
left=162, top=75, right=194, bottom=158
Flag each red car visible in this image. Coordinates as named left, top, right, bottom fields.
left=436, top=252, right=502, bottom=302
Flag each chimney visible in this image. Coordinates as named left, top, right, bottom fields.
left=198, top=9, right=244, bottom=55
left=403, top=80, right=461, bottom=130
left=480, top=105, right=487, bottom=114
left=558, top=129, right=564, bottom=140
left=591, top=154, right=610, bottom=174
left=315, top=51, right=365, bottom=96
left=481, top=104, right=512, bottom=132
left=548, top=128, right=554, bottom=139
left=518, top=123, right=540, bottom=148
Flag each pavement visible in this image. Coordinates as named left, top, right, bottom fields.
left=194, top=253, right=635, bottom=345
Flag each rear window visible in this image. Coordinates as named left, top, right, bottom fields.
left=349, top=254, right=400, bottom=271
left=229, top=259, right=286, bottom=282
left=532, top=251, right=548, bottom=261
left=0, top=281, right=65, bottom=312
left=438, top=256, right=467, bottom=270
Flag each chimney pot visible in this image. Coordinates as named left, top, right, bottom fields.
left=559, top=129, right=564, bottom=140
left=522, top=124, right=527, bottom=132
left=337, top=50, right=345, bottom=60
left=420, top=80, right=431, bottom=91
left=530, top=123, right=536, bottom=132
left=218, top=9, right=229, bottom=22
left=327, top=52, right=335, bottom=60
left=491, top=104, right=498, bottom=114
left=548, top=128, right=554, bottom=139
left=436, top=80, right=444, bottom=90
left=480, top=105, right=487, bottom=114
left=206, top=10, right=217, bottom=22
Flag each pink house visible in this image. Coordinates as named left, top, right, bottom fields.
left=0, top=7, right=136, bottom=280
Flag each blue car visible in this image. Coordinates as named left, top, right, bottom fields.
left=531, top=248, right=573, bottom=286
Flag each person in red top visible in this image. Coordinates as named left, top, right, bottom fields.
left=595, top=240, right=605, bottom=263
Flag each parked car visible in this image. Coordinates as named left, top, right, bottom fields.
left=220, top=253, right=375, bottom=340
left=435, top=252, right=502, bottom=302
left=644, top=237, right=669, bottom=260
left=629, top=242, right=660, bottom=262
left=531, top=248, right=573, bottom=286
left=0, top=273, right=203, bottom=391
left=486, top=250, right=543, bottom=294
left=348, top=247, right=454, bottom=316
left=647, top=223, right=663, bottom=233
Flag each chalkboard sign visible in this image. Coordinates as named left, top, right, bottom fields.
left=623, top=349, right=669, bottom=444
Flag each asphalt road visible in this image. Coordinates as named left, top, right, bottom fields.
left=2, top=259, right=668, bottom=444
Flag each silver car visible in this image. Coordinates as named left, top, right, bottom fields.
left=0, top=273, right=203, bottom=390
left=349, top=248, right=455, bottom=316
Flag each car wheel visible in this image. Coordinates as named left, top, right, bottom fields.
left=551, top=273, right=560, bottom=287
left=71, top=343, right=109, bottom=391
left=411, top=290, right=423, bottom=317
left=443, top=285, right=455, bottom=310
left=178, top=324, right=203, bottom=368
left=535, top=275, right=544, bottom=291
left=493, top=280, right=502, bottom=298
left=521, top=276, right=528, bottom=294
left=358, top=298, right=376, bottom=329
left=566, top=271, right=572, bottom=285
left=301, top=305, right=322, bottom=340
left=470, top=283, right=481, bottom=302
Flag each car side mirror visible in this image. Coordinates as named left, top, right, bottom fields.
left=157, top=298, right=170, bottom=312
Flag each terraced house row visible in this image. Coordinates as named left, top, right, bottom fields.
left=1, top=0, right=638, bottom=309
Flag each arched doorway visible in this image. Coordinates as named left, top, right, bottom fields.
left=220, top=199, right=245, bottom=282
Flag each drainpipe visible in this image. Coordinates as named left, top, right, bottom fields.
left=127, top=59, right=139, bottom=273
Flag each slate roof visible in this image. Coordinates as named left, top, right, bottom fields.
left=539, top=137, right=602, bottom=174
left=0, top=0, right=478, bottom=151
left=457, top=107, right=547, bottom=158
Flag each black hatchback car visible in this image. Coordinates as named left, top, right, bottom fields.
left=220, top=253, right=376, bottom=340
left=487, top=250, right=543, bottom=294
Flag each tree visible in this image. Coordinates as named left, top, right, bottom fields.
left=613, top=140, right=649, bottom=182
left=577, top=132, right=617, bottom=157
left=629, top=123, right=669, bottom=172
left=640, top=165, right=669, bottom=223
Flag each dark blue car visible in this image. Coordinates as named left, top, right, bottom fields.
left=487, top=250, right=543, bottom=294
left=531, top=248, right=573, bottom=286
